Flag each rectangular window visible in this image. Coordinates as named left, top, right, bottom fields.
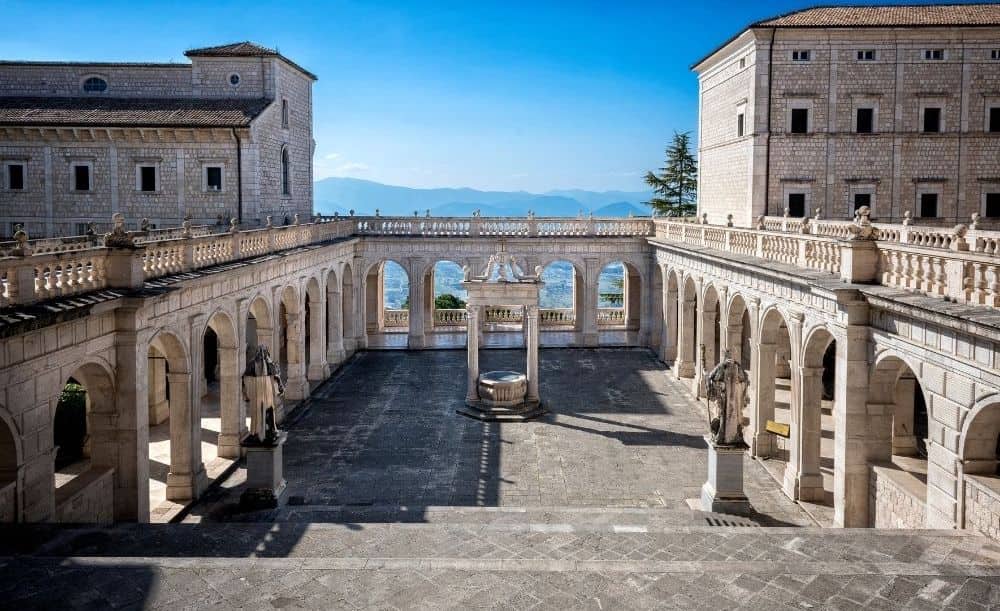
left=792, top=50, right=810, bottom=62
left=990, top=107, right=1000, bottom=133
left=993, top=49, right=1000, bottom=61
left=924, top=49, right=944, bottom=61
left=739, top=57, right=746, bottom=69
left=138, top=165, right=156, bottom=192
left=736, top=112, right=745, bottom=137
left=854, top=192, right=872, bottom=212
left=857, top=49, right=875, bottom=61
left=919, top=193, right=939, bottom=218
left=787, top=193, right=806, bottom=217
left=986, top=193, right=1000, bottom=218
left=206, top=166, right=223, bottom=191
left=856, top=108, right=874, bottom=133
left=790, top=108, right=809, bottom=134
left=923, top=107, right=941, bottom=133
left=6, top=163, right=24, bottom=190
left=73, top=164, right=90, bottom=191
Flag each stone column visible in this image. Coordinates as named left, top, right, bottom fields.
left=217, top=345, right=242, bottom=459
left=284, top=310, right=308, bottom=402
left=352, top=257, right=368, bottom=350
left=306, top=291, right=329, bottom=381
left=407, top=259, right=426, bottom=349
left=783, top=365, right=825, bottom=502
left=526, top=305, right=540, bottom=402
left=147, top=356, right=169, bottom=425
left=834, top=324, right=872, bottom=528
left=891, top=377, right=918, bottom=456
left=674, top=283, right=696, bottom=379
left=166, top=369, right=206, bottom=502
left=572, top=265, right=585, bottom=333
left=581, top=257, right=600, bottom=346
left=748, top=313, right=777, bottom=458
left=466, top=305, right=480, bottom=402
left=326, top=283, right=346, bottom=365
left=112, top=317, right=149, bottom=522
left=660, top=281, right=677, bottom=364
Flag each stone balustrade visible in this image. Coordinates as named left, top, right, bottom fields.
left=354, top=215, right=654, bottom=238
left=652, top=216, right=1000, bottom=309
left=391, top=307, right=581, bottom=329
left=597, top=307, right=625, bottom=326
left=433, top=309, right=467, bottom=326
left=383, top=309, right=409, bottom=328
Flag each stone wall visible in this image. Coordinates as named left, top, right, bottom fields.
left=0, top=64, right=193, bottom=97
left=0, top=480, right=14, bottom=522
left=964, top=475, right=1000, bottom=541
left=869, top=464, right=927, bottom=529
left=54, top=468, right=114, bottom=524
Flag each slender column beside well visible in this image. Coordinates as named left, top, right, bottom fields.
left=526, top=305, right=540, bottom=401
left=466, top=305, right=480, bottom=402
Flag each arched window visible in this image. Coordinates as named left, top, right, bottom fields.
left=281, top=99, right=289, bottom=129
left=281, top=147, right=291, bottom=196
left=82, top=76, right=108, bottom=93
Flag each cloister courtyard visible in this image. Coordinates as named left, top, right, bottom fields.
left=6, top=349, right=1000, bottom=609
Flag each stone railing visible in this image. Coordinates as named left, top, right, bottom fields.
left=540, top=308, right=575, bottom=326
left=433, top=309, right=467, bottom=326
left=597, top=307, right=625, bottom=326
left=653, top=216, right=1000, bottom=309
left=484, top=306, right=523, bottom=324
left=0, top=216, right=356, bottom=308
left=354, top=215, right=653, bottom=238
left=383, top=309, right=409, bottom=328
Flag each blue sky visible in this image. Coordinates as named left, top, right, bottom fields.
left=0, top=1, right=962, bottom=192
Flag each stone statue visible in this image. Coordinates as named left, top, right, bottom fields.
left=704, top=350, right=748, bottom=446
left=242, top=345, right=285, bottom=446
left=462, top=264, right=472, bottom=281
left=104, top=213, right=136, bottom=248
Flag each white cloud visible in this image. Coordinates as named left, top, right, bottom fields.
left=335, top=162, right=370, bottom=173
left=323, top=152, right=341, bottom=160
left=313, top=153, right=370, bottom=180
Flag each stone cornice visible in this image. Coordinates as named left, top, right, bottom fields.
left=0, top=125, right=249, bottom=144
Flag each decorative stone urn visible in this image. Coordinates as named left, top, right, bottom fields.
left=477, top=371, right=527, bottom=407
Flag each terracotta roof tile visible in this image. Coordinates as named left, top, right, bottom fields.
left=0, top=96, right=272, bottom=128
left=755, top=3, right=1000, bottom=28
left=185, top=41, right=317, bottom=80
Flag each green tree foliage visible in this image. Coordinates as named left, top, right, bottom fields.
left=434, top=294, right=466, bottom=309
left=645, top=131, right=698, bottom=217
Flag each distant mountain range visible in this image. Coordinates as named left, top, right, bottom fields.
left=313, top=177, right=652, bottom=218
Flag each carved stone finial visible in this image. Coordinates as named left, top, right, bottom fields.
left=726, top=214, right=734, bottom=227
left=783, top=207, right=790, bottom=218
left=414, top=210, right=419, bottom=217
left=349, top=209, right=355, bottom=217
left=462, top=264, right=472, bottom=281
left=813, top=207, right=822, bottom=221
left=265, top=215, right=273, bottom=228
left=800, top=217, right=811, bottom=234
left=755, top=215, right=765, bottom=230
left=293, top=213, right=300, bottom=225
left=902, top=210, right=913, bottom=226
left=104, top=212, right=135, bottom=248
left=139, top=217, right=150, bottom=232
left=971, top=212, right=981, bottom=230
left=527, top=210, right=535, bottom=219
left=846, top=205, right=876, bottom=240
left=534, top=264, right=542, bottom=278
left=952, top=224, right=968, bottom=239
left=701, top=213, right=708, bottom=225
left=181, top=220, right=192, bottom=238
left=86, top=222, right=97, bottom=237
left=951, top=224, right=970, bottom=251
left=11, top=226, right=29, bottom=256
left=229, top=218, right=239, bottom=233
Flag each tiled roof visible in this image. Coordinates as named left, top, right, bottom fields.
left=754, top=3, right=1000, bottom=27
left=0, top=96, right=272, bottom=128
left=693, top=3, right=1000, bottom=70
left=185, top=41, right=318, bottom=80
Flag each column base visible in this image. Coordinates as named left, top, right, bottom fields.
left=284, top=376, right=309, bottom=401
left=750, top=430, right=774, bottom=459
left=307, top=362, right=330, bottom=381
left=165, top=466, right=207, bottom=502
left=327, top=347, right=347, bottom=366
left=782, top=465, right=825, bottom=502
left=217, top=432, right=244, bottom=459
left=582, top=332, right=599, bottom=347
left=673, top=359, right=695, bottom=379
left=459, top=398, right=544, bottom=422
left=149, top=400, right=169, bottom=426
left=408, top=334, right=425, bottom=349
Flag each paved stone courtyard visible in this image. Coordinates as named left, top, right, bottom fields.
left=191, top=348, right=811, bottom=525
left=5, top=349, right=1000, bottom=609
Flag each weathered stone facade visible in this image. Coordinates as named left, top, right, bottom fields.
left=0, top=43, right=315, bottom=238
left=695, top=17, right=1000, bottom=227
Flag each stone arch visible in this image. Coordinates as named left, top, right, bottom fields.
left=147, top=328, right=200, bottom=506
left=726, top=292, right=752, bottom=371
left=279, top=284, right=307, bottom=401
left=870, top=350, right=929, bottom=459
left=52, top=359, right=117, bottom=522
left=304, top=276, right=327, bottom=382
left=596, top=259, right=641, bottom=334
left=674, top=274, right=698, bottom=379
left=326, top=267, right=346, bottom=365
left=204, top=309, right=242, bottom=459
left=661, top=268, right=680, bottom=364
left=788, top=324, right=837, bottom=504
left=700, top=283, right=722, bottom=373
left=0, top=406, right=20, bottom=522
left=364, top=258, right=409, bottom=336
left=750, top=305, right=793, bottom=459
left=538, top=259, right=584, bottom=330
left=960, top=397, right=1000, bottom=534
left=425, top=259, right=468, bottom=332
left=341, top=261, right=357, bottom=351
left=245, top=293, right=274, bottom=358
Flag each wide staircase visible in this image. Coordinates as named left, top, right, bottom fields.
left=3, top=506, right=1000, bottom=609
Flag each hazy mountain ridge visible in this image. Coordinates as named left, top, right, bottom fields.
left=314, top=177, right=651, bottom=218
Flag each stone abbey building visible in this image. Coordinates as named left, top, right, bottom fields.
left=2, top=0, right=1000, bottom=569
left=0, top=42, right=315, bottom=239
left=695, top=4, right=1000, bottom=227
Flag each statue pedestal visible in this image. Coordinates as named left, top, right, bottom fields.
left=240, top=432, right=287, bottom=510
left=698, top=437, right=751, bottom=516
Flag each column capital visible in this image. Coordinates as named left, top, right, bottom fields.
left=799, top=365, right=824, bottom=378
